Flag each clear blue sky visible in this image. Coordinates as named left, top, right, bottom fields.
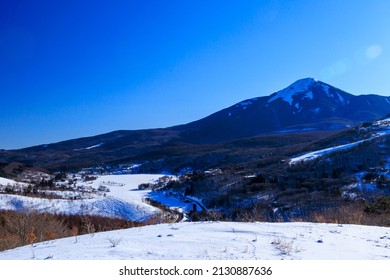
left=1, top=0, right=389, bottom=149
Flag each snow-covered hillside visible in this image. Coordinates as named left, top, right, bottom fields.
left=290, top=117, right=390, bottom=164
left=0, top=176, right=27, bottom=187
left=0, top=177, right=17, bottom=185
left=289, top=139, right=368, bottom=164
left=0, top=221, right=389, bottom=260
left=0, top=174, right=192, bottom=221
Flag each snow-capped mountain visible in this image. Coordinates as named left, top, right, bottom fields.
left=2, top=78, right=390, bottom=169
left=176, top=78, right=390, bottom=143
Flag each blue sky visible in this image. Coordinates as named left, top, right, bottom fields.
left=1, top=0, right=389, bottom=149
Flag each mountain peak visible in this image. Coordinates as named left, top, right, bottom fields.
left=289, top=77, right=317, bottom=89
left=268, top=77, right=318, bottom=105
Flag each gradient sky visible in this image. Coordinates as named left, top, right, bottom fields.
left=1, top=0, right=390, bottom=149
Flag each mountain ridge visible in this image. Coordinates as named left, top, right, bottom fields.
left=2, top=78, right=390, bottom=170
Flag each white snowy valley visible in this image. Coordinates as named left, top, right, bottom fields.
left=0, top=173, right=389, bottom=260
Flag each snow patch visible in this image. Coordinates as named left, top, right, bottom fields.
left=322, top=84, right=332, bottom=97
left=336, top=92, right=345, bottom=104
left=74, top=143, right=103, bottom=151
left=312, top=108, right=321, bottom=114
left=305, top=91, right=313, bottom=99
left=374, top=118, right=390, bottom=127
left=237, top=100, right=253, bottom=107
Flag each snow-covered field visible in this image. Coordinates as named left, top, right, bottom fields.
left=0, top=221, right=389, bottom=260
left=0, top=174, right=190, bottom=221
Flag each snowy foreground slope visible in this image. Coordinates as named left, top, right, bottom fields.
left=0, top=222, right=389, bottom=260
